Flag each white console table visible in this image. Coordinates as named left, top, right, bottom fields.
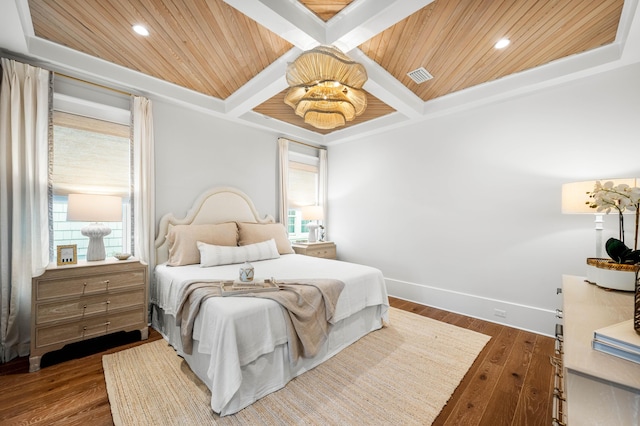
left=560, top=275, right=640, bottom=425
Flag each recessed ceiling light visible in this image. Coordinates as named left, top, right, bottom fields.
left=494, top=38, right=510, bottom=49
left=132, top=25, right=149, bottom=36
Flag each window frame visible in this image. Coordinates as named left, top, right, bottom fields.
left=287, top=151, right=320, bottom=241
left=50, top=91, right=132, bottom=262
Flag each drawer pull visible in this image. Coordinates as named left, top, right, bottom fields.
left=82, top=300, right=111, bottom=311
left=82, top=321, right=111, bottom=338
left=555, top=308, right=563, bottom=319
left=553, top=388, right=565, bottom=401
left=550, top=354, right=566, bottom=425
left=83, top=321, right=111, bottom=330
left=82, top=280, right=110, bottom=294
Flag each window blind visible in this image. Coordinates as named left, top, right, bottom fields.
left=288, top=161, right=318, bottom=207
left=51, top=111, right=130, bottom=197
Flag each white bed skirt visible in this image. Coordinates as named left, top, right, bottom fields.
left=151, top=303, right=385, bottom=416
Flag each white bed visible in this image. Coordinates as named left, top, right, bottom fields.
left=151, top=187, right=389, bottom=416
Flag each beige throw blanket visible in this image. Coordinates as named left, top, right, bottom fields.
left=175, top=279, right=345, bottom=363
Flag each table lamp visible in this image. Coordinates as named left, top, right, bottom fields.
left=67, top=193, right=122, bottom=261
left=562, top=178, right=637, bottom=258
left=301, top=205, right=324, bottom=243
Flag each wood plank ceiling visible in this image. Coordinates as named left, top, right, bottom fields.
left=28, top=0, right=624, bottom=136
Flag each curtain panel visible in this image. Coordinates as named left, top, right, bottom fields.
left=0, top=58, right=51, bottom=362
left=278, top=137, right=289, bottom=224
left=319, top=149, right=328, bottom=240
left=132, top=96, right=155, bottom=274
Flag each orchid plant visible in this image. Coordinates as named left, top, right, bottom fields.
left=588, top=180, right=640, bottom=251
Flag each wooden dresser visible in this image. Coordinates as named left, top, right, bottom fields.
left=30, top=258, right=148, bottom=372
left=292, top=241, right=337, bottom=259
left=557, top=275, right=640, bottom=425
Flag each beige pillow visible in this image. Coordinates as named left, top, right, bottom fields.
left=237, top=222, right=294, bottom=255
left=167, top=223, right=238, bottom=266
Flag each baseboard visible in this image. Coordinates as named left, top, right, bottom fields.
left=386, top=278, right=558, bottom=337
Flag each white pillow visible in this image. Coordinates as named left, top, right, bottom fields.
left=197, top=238, right=280, bottom=267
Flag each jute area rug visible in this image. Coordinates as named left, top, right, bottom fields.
left=103, top=307, right=490, bottom=425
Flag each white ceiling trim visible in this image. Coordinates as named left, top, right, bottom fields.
left=2, top=0, right=639, bottom=147
left=0, top=0, right=29, bottom=53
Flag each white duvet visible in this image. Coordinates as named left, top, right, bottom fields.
left=153, top=253, right=389, bottom=413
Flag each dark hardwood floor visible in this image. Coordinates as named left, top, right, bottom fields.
left=0, top=297, right=555, bottom=425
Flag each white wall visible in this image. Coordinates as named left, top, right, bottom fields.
left=328, top=62, right=640, bottom=336
left=153, top=99, right=280, bottom=225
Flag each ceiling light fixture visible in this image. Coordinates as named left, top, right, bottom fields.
left=494, top=38, right=510, bottom=49
left=132, top=24, right=150, bottom=36
left=284, top=45, right=368, bottom=130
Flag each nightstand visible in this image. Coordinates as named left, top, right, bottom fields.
left=30, top=258, right=148, bottom=372
left=292, top=241, right=337, bottom=259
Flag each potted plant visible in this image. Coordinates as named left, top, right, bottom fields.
left=585, top=180, right=640, bottom=291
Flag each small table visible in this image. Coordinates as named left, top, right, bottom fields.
left=292, top=241, right=337, bottom=259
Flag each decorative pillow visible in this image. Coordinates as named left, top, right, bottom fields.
left=197, top=238, right=280, bottom=267
left=237, top=222, right=294, bottom=254
left=166, top=223, right=238, bottom=266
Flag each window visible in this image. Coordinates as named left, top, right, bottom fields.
left=50, top=93, right=132, bottom=262
left=287, top=152, right=319, bottom=241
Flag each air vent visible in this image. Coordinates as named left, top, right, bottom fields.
left=407, top=67, right=433, bottom=84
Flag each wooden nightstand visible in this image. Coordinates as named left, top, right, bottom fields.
left=29, top=258, right=148, bottom=372
left=292, top=241, right=337, bottom=259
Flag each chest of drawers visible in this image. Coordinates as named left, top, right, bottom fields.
left=29, top=259, right=148, bottom=372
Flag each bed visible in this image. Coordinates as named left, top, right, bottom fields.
left=151, top=187, right=389, bottom=416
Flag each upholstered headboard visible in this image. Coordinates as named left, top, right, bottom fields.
left=154, top=187, right=275, bottom=265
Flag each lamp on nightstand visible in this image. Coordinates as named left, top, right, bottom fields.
left=562, top=179, right=640, bottom=291
left=67, top=194, right=122, bottom=261
left=562, top=180, right=604, bottom=257
left=562, top=179, right=639, bottom=258
left=301, top=205, right=324, bottom=243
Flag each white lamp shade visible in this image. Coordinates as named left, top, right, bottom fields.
left=561, top=181, right=597, bottom=214
left=67, top=194, right=122, bottom=222
left=561, top=179, right=638, bottom=214
left=301, top=205, right=324, bottom=221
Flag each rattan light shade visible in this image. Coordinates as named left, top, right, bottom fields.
left=285, top=45, right=367, bottom=130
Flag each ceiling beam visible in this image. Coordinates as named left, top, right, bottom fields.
left=327, top=0, right=435, bottom=52
left=349, top=49, right=424, bottom=119
left=223, top=0, right=324, bottom=50
left=225, top=48, right=301, bottom=117
left=221, top=0, right=430, bottom=119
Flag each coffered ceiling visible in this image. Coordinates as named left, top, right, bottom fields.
left=1, top=1, right=638, bottom=144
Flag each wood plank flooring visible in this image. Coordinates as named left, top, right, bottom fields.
left=0, top=297, right=555, bottom=425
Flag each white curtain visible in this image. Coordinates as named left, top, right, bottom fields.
left=319, top=149, right=328, bottom=239
left=278, top=137, right=289, bottom=224
left=132, top=96, right=155, bottom=271
left=0, top=59, right=51, bottom=362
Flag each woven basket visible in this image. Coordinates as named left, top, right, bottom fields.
left=586, top=258, right=639, bottom=271
left=636, top=277, right=640, bottom=334
left=586, top=258, right=638, bottom=291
